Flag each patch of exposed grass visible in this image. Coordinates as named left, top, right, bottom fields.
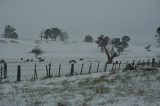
left=78, top=78, right=92, bottom=86
left=95, top=85, right=111, bottom=94
left=60, top=80, right=75, bottom=92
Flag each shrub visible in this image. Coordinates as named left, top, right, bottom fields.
left=84, top=35, right=94, bottom=43
left=30, top=45, right=44, bottom=58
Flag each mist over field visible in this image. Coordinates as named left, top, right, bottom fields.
left=1, top=1, right=160, bottom=106
left=0, top=0, right=160, bottom=45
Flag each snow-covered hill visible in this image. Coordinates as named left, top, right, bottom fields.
left=0, top=38, right=160, bottom=106
left=0, top=38, right=158, bottom=62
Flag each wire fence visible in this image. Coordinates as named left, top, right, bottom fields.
left=0, top=58, right=159, bottom=82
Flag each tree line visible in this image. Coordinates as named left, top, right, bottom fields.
left=1, top=24, right=160, bottom=47
left=1, top=24, right=160, bottom=63
left=39, top=28, right=69, bottom=42
left=1, top=25, right=69, bottom=41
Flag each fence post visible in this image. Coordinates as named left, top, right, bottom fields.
left=17, top=65, right=21, bottom=81
left=46, top=65, right=49, bottom=78
left=132, top=60, right=135, bottom=66
left=34, top=63, right=37, bottom=80
left=4, top=63, right=7, bottom=79
left=96, top=63, right=100, bottom=72
left=0, top=66, right=2, bottom=83
left=59, top=64, right=61, bottom=76
left=88, top=63, right=92, bottom=74
left=48, top=63, right=51, bottom=77
left=70, top=64, right=74, bottom=76
left=152, top=58, right=155, bottom=67
left=80, top=64, right=84, bottom=75
left=104, top=62, right=108, bottom=72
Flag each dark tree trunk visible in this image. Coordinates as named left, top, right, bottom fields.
left=103, top=46, right=112, bottom=63
left=103, top=46, right=117, bottom=64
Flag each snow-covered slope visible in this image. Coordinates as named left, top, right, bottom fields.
left=0, top=38, right=160, bottom=106
left=0, top=38, right=158, bottom=62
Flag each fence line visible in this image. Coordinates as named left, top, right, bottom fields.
left=0, top=58, right=160, bottom=82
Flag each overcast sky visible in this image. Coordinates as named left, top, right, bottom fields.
left=0, top=0, right=160, bottom=45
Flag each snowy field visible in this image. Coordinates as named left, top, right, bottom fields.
left=0, top=38, right=160, bottom=106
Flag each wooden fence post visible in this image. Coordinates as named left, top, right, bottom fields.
left=17, top=65, right=21, bottom=81
left=88, top=63, right=92, bottom=74
left=34, top=63, right=37, bottom=80
left=4, top=63, right=7, bottom=79
left=0, top=66, right=2, bottom=83
left=96, top=63, right=100, bottom=72
left=46, top=65, right=49, bottom=78
left=59, top=64, right=61, bottom=76
left=152, top=58, right=155, bottom=67
left=48, top=63, right=51, bottom=77
left=70, top=64, right=74, bottom=76
left=80, top=64, right=84, bottom=75
left=132, top=60, right=135, bottom=66
left=104, top=62, right=108, bottom=72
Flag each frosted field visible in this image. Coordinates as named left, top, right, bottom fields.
left=0, top=38, right=160, bottom=106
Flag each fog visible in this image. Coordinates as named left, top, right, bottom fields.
left=0, top=0, right=160, bottom=46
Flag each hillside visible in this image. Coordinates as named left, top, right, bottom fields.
left=0, top=38, right=160, bottom=106
left=0, top=38, right=157, bottom=62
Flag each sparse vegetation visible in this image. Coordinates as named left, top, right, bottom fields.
left=31, top=45, right=44, bottom=58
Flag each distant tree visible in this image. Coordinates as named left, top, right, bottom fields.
left=96, top=35, right=117, bottom=63
left=119, top=41, right=129, bottom=48
left=44, top=29, right=52, bottom=42
left=60, top=31, right=69, bottom=41
left=111, top=38, right=120, bottom=46
left=155, top=27, right=160, bottom=47
left=114, top=36, right=130, bottom=53
left=2, top=25, right=19, bottom=39
left=157, top=27, right=160, bottom=36
left=84, top=35, right=94, bottom=43
left=51, top=28, right=61, bottom=41
left=121, top=35, right=130, bottom=43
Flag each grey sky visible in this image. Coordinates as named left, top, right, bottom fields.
left=0, top=0, right=160, bottom=45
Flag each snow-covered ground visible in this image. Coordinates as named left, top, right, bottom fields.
left=0, top=38, right=160, bottom=106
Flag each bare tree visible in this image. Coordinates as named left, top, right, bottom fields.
left=96, top=35, right=117, bottom=63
